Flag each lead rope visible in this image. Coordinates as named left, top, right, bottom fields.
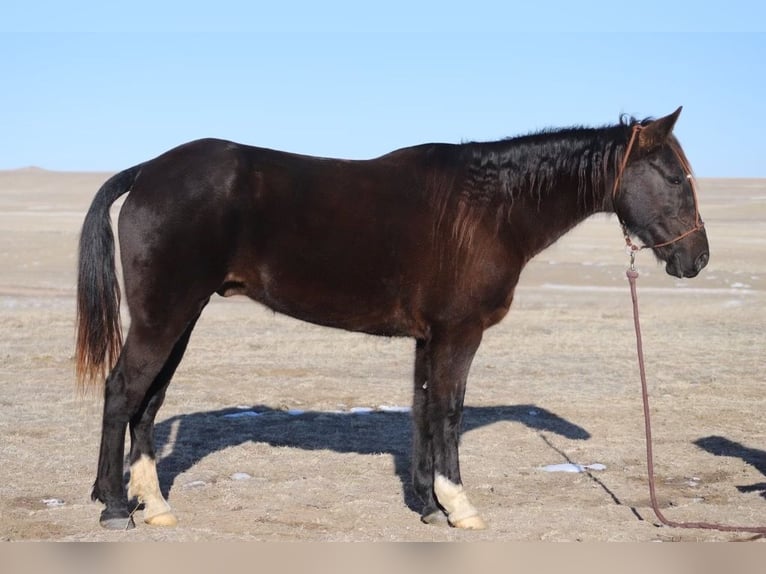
left=627, top=262, right=766, bottom=536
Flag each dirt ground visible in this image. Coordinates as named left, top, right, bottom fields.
left=0, top=169, right=764, bottom=542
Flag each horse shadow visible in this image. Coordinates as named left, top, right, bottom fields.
left=153, top=404, right=590, bottom=512
left=694, top=436, right=766, bottom=499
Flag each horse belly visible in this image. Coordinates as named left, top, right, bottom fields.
left=222, top=258, right=426, bottom=338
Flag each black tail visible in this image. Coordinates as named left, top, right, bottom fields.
left=75, top=165, right=142, bottom=391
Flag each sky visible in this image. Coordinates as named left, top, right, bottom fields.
left=1, top=2, right=765, bottom=177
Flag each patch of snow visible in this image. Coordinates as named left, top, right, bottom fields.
left=222, top=410, right=262, bottom=419
left=540, top=463, right=606, bottom=473
left=378, top=405, right=411, bottom=413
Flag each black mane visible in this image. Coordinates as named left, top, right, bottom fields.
left=459, top=118, right=649, bottom=212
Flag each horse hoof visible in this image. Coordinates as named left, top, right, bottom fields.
left=145, top=512, right=178, bottom=527
left=450, top=515, right=487, bottom=530
left=421, top=510, right=448, bottom=525
left=100, top=516, right=136, bottom=530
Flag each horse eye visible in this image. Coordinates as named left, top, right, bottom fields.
left=666, top=175, right=683, bottom=185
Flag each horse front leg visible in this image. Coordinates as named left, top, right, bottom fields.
left=412, top=323, right=486, bottom=530
left=411, top=338, right=445, bottom=524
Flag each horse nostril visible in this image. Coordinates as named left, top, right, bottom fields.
left=695, top=251, right=710, bottom=272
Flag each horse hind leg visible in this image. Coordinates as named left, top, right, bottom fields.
left=92, top=358, right=138, bottom=530
left=93, top=301, right=206, bottom=529
left=93, top=340, right=170, bottom=530
left=126, top=306, right=206, bottom=527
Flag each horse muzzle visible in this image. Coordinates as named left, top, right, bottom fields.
left=665, top=249, right=709, bottom=278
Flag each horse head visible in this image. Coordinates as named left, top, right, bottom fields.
left=614, top=107, right=709, bottom=278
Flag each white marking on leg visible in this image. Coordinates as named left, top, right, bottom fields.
left=128, top=455, right=177, bottom=526
left=434, top=474, right=486, bottom=529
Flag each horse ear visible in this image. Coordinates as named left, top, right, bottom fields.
left=638, top=106, right=683, bottom=152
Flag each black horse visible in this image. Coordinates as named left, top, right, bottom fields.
left=76, top=107, right=708, bottom=530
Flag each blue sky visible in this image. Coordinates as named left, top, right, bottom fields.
left=2, top=2, right=765, bottom=176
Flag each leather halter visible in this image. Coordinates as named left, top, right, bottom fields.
left=612, top=125, right=705, bottom=253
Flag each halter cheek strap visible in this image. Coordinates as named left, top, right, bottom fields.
left=612, top=125, right=705, bottom=254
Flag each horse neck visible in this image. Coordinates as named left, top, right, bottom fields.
left=464, top=130, right=623, bottom=258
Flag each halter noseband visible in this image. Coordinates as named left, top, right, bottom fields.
left=612, top=124, right=705, bottom=254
